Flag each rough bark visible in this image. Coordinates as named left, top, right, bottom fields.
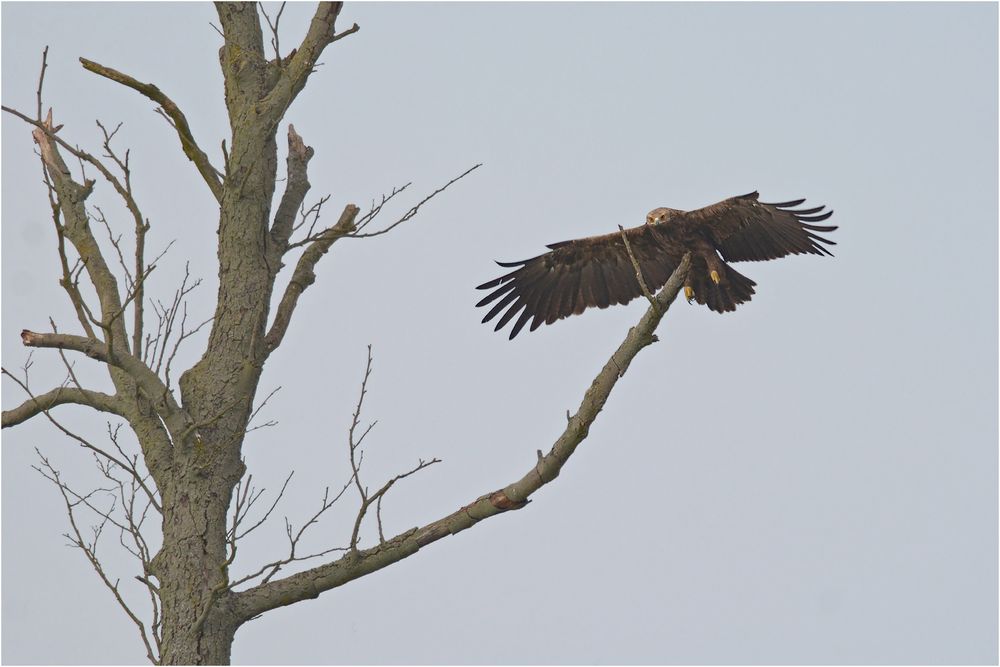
left=153, top=469, right=242, bottom=665
left=151, top=5, right=354, bottom=663
left=2, top=4, right=687, bottom=664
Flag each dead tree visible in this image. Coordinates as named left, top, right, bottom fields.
left=1, top=3, right=690, bottom=664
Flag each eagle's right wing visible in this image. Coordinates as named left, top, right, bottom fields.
left=476, top=225, right=683, bottom=339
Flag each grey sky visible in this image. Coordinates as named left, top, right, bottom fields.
left=2, top=2, right=997, bottom=664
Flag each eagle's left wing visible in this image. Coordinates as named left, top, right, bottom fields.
left=683, top=191, right=837, bottom=262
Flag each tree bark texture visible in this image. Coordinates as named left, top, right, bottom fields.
left=2, top=3, right=689, bottom=664
left=151, top=4, right=352, bottom=662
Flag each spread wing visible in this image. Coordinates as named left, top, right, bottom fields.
left=683, top=191, right=836, bottom=262
left=476, top=225, right=684, bottom=339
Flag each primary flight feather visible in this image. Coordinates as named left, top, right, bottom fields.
left=476, top=191, right=836, bottom=339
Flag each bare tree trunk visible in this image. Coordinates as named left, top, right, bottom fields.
left=154, top=468, right=241, bottom=665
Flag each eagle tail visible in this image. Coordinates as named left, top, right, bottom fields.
left=690, top=261, right=757, bottom=313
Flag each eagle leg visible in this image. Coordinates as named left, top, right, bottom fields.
left=683, top=260, right=697, bottom=302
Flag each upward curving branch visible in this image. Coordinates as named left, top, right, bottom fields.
left=232, top=254, right=692, bottom=621
left=79, top=58, right=224, bottom=202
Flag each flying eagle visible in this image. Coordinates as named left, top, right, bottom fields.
left=476, top=191, right=835, bottom=339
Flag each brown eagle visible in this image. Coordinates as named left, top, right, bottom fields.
left=476, top=191, right=835, bottom=339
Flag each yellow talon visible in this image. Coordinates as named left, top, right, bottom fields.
left=684, top=286, right=695, bottom=302
left=710, top=270, right=721, bottom=285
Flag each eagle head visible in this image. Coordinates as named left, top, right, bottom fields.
left=646, top=207, right=680, bottom=225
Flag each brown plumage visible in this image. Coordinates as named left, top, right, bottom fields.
left=476, top=191, right=836, bottom=339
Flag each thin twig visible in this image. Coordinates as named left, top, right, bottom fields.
left=245, top=386, right=281, bottom=433
left=34, top=452, right=159, bottom=663
left=286, top=195, right=332, bottom=248
left=259, top=2, right=286, bottom=60
left=36, top=46, right=49, bottom=121
left=2, top=360, right=159, bottom=510
left=233, top=471, right=294, bottom=541
left=618, top=225, right=658, bottom=310
left=344, top=345, right=440, bottom=551
left=349, top=164, right=481, bottom=238
left=230, top=476, right=354, bottom=589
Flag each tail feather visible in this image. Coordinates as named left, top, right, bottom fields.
left=689, top=260, right=756, bottom=313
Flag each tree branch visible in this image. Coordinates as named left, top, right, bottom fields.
left=263, top=163, right=480, bottom=355
left=1, top=384, right=122, bottom=429
left=232, top=254, right=692, bottom=621
left=4, top=105, right=147, bottom=225
left=619, top=224, right=658, bottom=310
left=262, top=203, right=359, bottom=355
left=94, top=120, right=152, bottom=358
left=22, top=109, right=132, bottom=355
left=35, top=45, right=49, bottom=120
left=2, top=355, right=160, bottom=509
left=349, top=164, right=481, bottom=238
left=34, top=452, right=160, bottom=664
left=269, top=124, right=314, bottom=250
left=229, top=481, right=351, bottom=590
left=258, top=2, right=359, bottom=131
left=17, top=330, right=192, bottom=439
left=79, top=58, right=224, bottom=202
left=258, top=1, right=286, bottom=61
left=4, top=104, right=154, bottom=359
left=340, top=345, right=440, bottom=552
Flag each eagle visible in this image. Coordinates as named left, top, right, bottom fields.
left=476, top=191, right=836, bottom=339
